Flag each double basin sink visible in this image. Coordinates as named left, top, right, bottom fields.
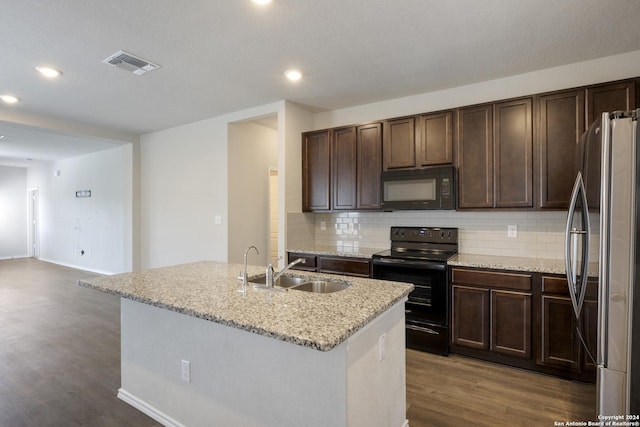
left=248, top=274, right=350, bottom=294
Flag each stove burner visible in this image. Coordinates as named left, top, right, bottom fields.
left=372, top=226, right=459, bottom=262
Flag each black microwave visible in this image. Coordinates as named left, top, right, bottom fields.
left=380, top=166, right=456, bottom=210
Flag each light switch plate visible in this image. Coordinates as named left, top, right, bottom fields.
left=181, top=359, right=191, bottom=383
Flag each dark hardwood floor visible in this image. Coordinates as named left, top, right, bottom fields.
left=406, top=350, right=596, bottom=426
left=0, top=258, right=160, bottom=427
left=1, top=258, right=595, bottom=426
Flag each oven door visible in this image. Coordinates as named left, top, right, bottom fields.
left=372, top=258, right=447, bottom=325
left=372, top=258, right=449, bottom=355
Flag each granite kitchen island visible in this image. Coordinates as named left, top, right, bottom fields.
left=79, top=261, right=413, bottom=427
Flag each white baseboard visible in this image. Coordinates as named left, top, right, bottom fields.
left=37, top=257, right=118, bottom=275
left=0, top=255, right=29, bottom=260
left=118, top=388, right=184, bottom=427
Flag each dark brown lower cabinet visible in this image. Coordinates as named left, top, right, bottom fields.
left=451, top=285, right=490, bottom=350
left=540, top=294, right=578, bottom=369
left=449, top=267, right=598, bottom=381
left=491, top=290, right=531, bottom=358
left=538, top=275, right=597, bottom=381
left=450, top=269, right=532, bottom=363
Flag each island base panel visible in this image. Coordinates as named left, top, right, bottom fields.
left=118, top=298, right=407, bottom=427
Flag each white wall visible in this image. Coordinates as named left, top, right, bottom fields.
left=0, top=166, right=28, bottom=258
left=227, top=121, right=277, bottom=265
left=139, top=101, right=313, bottom=270
left=26, top=146, right=131, bottom=274
left=314, top=50, right=640, bottom=130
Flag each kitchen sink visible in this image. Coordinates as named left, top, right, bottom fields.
left=288, top=280, right=350, bottom=293
left=248, top=274, right=350, bottom=293
left=248, top=274, right=306, bottom=288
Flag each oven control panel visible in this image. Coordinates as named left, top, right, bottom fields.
left=390, top=226, right=458, bottom=244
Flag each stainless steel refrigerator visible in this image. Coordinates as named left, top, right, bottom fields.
left=565, top=109, right=639, bottom=416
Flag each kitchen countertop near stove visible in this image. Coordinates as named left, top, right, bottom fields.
left=78, top=261, right=413, bottom=351
left=287, top=246, right=383, bottom=259
left=449, top=254, right=599, bottom=277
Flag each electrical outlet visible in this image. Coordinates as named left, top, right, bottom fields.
left=507, top=225, right=518, bottom=238
left=181, top=359, right=191, bottom=383
left=320, top=221, right=326, bottom=231
left=378, top=333, right=386, bottom=362
left=214, top=215, right=222, bottom=225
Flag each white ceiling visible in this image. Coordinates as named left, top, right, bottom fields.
left=1, top=0, right=640, bottom=165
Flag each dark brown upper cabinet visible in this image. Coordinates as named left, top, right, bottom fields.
left=457, top=98, right=533, bottom=209
left=537, top=89, right=585, bottom=209
left=302, top=123, right=382, bottom=212
left=383, top=117, right=416, bottom=169
left=302, top=130, right=331, bottom=211
left=332, top=127, right=357, bottom=210
left=537, top=79, right=636, bottom=209
left=419, top=111, right=453, bottom=166
left=383, top=112, right=453, bottom=170
left=586, top=80, right=636, bottom=124
left=356, top=123, right=383, bottom=209
left=494, top=98, right=533, bottom=208
left=457, top=104, right=494, bottom=209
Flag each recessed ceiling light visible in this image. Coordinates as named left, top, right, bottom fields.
left=36, top=66, right=63, bottom=78
left=0, top=95, right=20, bottom=104
left=0, top=135, right=5, bottom=139
left=285, top=69, right=302, bottom=82
left=252, top=0, right=272, bottom=4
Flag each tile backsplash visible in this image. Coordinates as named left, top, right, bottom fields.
left=288, top=210, right=600, bottom=261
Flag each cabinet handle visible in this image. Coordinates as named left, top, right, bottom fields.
left=406, top=324, right=439, bottom=335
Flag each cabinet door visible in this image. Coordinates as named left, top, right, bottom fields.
left=538, top=89, right=585, bottom=208
left=332, top=127, right=357, bottom=210
left=540, top=295, right=579, bottom=369
left=451, top=285, right=490, bottom=350
left=494, top=98, right=533, bottom=208
left=383, top=117, right=416, bottom=170
left=302, top=130, right=331, bottom=211
left=586, top=80, right=636, bottom=124
left=457, top=105, right=493, bottom=208
left=491, top=290, right=531, bottom=358
left=357, top=123, right=382, bottom=209
left=418, top=111, right=453, bottom=166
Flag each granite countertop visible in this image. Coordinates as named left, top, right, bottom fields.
left=287, top=246, right=383, bottom=259
left=449, top=254, right=599, bottom=277
left=78, top=261, right=413, bottom=352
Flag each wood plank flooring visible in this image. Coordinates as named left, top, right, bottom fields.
left=406, top=348, right=596, bottom=426
left=1, top=258, right=596, bottom=426
left=0, top=258, right=160, bottom=427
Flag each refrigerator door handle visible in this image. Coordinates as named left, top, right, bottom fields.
left=564, top=171, right=590, bottom=319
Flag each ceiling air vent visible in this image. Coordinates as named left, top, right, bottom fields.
left=102, top=50, right=160, bottom=75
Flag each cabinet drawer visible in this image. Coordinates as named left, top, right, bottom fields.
left=451, top=268, right=531, bottom=291
left=541, top=276, right=569, bottom=295
left=542, top=275, right=598, bottom=298
left=318, top=257, right=371, bottom=277
left=287, top=252, right=317, bottom=271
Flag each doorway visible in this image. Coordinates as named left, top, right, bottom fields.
left=227, top=116, right=278, bottom=265
left=27, top=188, right=39, bottom=258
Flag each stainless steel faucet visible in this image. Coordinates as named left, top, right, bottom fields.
left=265, top=258, right=305, bottom=288
left=238, top=245, right=259, bottom=288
